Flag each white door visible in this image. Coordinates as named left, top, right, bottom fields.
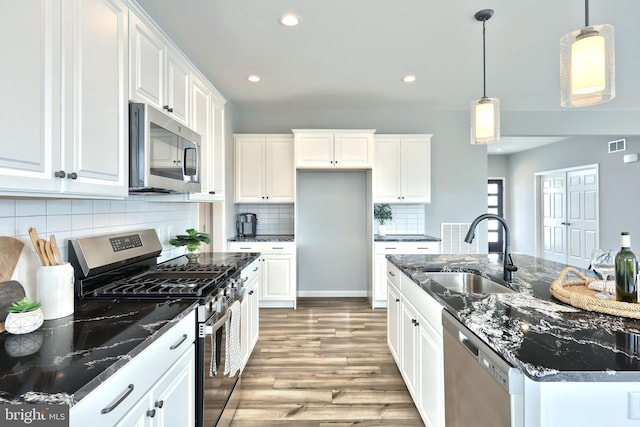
left=567, top=168, right=599, bottom=266
left=540, top=167, right=599, bottom=266
left=541, top=172, right=567, bottom=263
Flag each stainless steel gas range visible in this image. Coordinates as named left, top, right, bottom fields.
left=69, top=229, right=255, bottom=427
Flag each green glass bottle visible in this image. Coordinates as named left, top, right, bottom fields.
left=615, top=232, right=638, bottom=303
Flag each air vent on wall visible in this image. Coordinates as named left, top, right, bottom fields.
left=608, top=138, right=626, bottom=153
left=441, top=223, right=478, bottom=254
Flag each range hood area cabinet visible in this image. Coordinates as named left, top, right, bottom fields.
left=293, top=129, right=375, bottom=169
left=234, top=134, right=294, bottom=203
left=0, top=0, right=129, bottom=198
left=373, top=135, right=432, bottom=203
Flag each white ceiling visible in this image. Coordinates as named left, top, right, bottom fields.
left=135, top=0, right=640, bottom=152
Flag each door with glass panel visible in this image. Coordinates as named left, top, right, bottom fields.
left=487, top=179, right=504, bottom=253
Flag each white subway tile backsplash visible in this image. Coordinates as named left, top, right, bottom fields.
left=0, top=217, right=16, bottom=235
left=235, top=203, right=295, bottom=235
left=0, top=200, right=16, bottom=217
left=16, top=200, right=47, bottom=216
left=46, top=200, right=72, bottom=215
left=93, top=200, right=111, bottom=214
left=47, top=215, right=72, bottom=232
left=71, top=200, right=93, bottom=215
left=375, top=203, right=425, bottom=235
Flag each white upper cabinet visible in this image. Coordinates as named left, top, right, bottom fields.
left=235, top=134, right=294, bottom=203
left=129, top=12, right=190, bottom=125
left=293, top=130, right=375, bottom=169
left=0, top=0, right=128, bottom=198
left=374, top=135, right=432, bottom=203
left=188, top=74, right=226, bottom=201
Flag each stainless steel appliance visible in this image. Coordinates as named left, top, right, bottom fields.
left=69, top=229, right=247, bottom=427
left=236, top=213, right=257, bottom=237
left=129, top=102, right=201, bottom=194
left=442, top=310, right=524, bottom=427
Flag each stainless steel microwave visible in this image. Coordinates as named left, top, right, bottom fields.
left=129, top=102, right=201, bottom=193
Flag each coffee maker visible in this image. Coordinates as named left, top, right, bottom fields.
left=236, top=213, right=257, bottom=237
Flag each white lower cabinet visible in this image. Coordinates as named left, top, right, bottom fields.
left=70, top=310, right=196, bottom=427
left=387, top=260, right=444, bottom=427
left=373, top=241, right=440, bottom=307
left=240, top=258, right=261, bottom=369
left=115, top=347, right=195, bottom=427
left=228, top=242, right=296, bottom=308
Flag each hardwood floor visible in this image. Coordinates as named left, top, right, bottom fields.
left=230, top=298, right=424, bottom=426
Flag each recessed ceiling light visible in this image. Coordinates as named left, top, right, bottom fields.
left=247, top=75, right=261, bottom=83
left=402, top=75, right=416, bottom=83
left=280, top=13, right=300, bottom=27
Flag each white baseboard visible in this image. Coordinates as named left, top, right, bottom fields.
left=297, top=290, right=368, bottom=298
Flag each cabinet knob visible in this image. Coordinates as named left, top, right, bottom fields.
left=395, top=298, right=400, bottom=302
left=249, top=290, right=254, bottom=295
left=155, top=400, right=164, bottom=409
left=147, top=409, right=156, bottom=418
left=67, top=172, right=78, bottom=180
left=209, top=191, right=216, bottom=194
left=54, top=170, right=66, bottom=178
left=163, top=105, right=174, bottom=113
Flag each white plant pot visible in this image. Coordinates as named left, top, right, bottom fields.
left=5, top=308, right=44, bottom=335
left=378, top=224, right=387, bottom=237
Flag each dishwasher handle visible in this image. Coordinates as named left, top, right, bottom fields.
left=458, top=330, right=479, bottom=358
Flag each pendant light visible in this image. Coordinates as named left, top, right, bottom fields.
left=560, top=0, right=615, bottom=107
left=470, top=9, right=500, bottom=145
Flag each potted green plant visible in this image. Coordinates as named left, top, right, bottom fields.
left=374, top=203, right=393, bottom=236
left=169, top=228, right=211, bottom=262
left=5, top=297, right=44, bottom=335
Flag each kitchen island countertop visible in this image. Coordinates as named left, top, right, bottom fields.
left=387, top=253, right=640, bottom=382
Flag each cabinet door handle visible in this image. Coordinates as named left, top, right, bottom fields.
left=163, top=105, right=174, bottom=113
left=155, top=400, right=164, bottom=409
left=54, top=170, right=66, bottom=178
left=388, top=271, right=395, bottom=277
left=395, top=298, right=400, bottom=302
left=101, top=384, right=134, bottom=414
left=271, top=247, right=284, bottom=250
left=239, top=247, right=252, bottom=250
left=385, top=247, right=397, bottom=250
left=249, top=290, right=254, bottom=295
left=147, top=409, right=156, bottom=418
left=169, top=334, right=188, bottom=350
left=252, top=267, right=259, bottom=272
left=67, top=172, right=78, bottom=180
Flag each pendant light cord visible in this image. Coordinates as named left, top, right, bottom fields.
left=584, top=0, right=589, bottom=26
left=482, top=18, right=487, bottom=98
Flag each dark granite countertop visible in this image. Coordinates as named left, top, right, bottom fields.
left=375, top=234, right=441, bottom=242
left=0, top=252, right=260, bottom=406
left=387, top=253, right=640, bottom=382
left=0, top=298, right=196, bottom=406
left=228, top=234, right=295, bottom=242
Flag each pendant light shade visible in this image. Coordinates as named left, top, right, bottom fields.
left=471, top=97, right=500, bottom=144
left=560, top=1, right=615, bottom=107
left=470, top=9, right=500, bottom=145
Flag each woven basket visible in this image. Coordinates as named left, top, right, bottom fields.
left=550, top=266, right=640, bottom=319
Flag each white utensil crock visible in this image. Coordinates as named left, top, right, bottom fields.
left=36, top=263, right=75, bottom=320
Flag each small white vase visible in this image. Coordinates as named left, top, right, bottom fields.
left=5, top=308, right=45, bottom=335
left=378, top=224, right=387, bottom=237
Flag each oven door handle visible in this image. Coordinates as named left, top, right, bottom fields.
left=204, top=310, right=230, bottom=336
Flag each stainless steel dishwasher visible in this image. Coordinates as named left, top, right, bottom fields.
left=442, top=310, right=524, bottom=427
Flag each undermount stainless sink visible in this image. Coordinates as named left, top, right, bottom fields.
left=425, top=272, right=515, bottom=294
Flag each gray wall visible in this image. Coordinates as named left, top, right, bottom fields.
left=297, top=171, right=368, bottom=295
left=490, top=136, right=640, bottom=255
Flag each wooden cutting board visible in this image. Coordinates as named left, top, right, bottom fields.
left=0, top=237, right=24, bottom=282
left=0, top=280, right=26, bottom=333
